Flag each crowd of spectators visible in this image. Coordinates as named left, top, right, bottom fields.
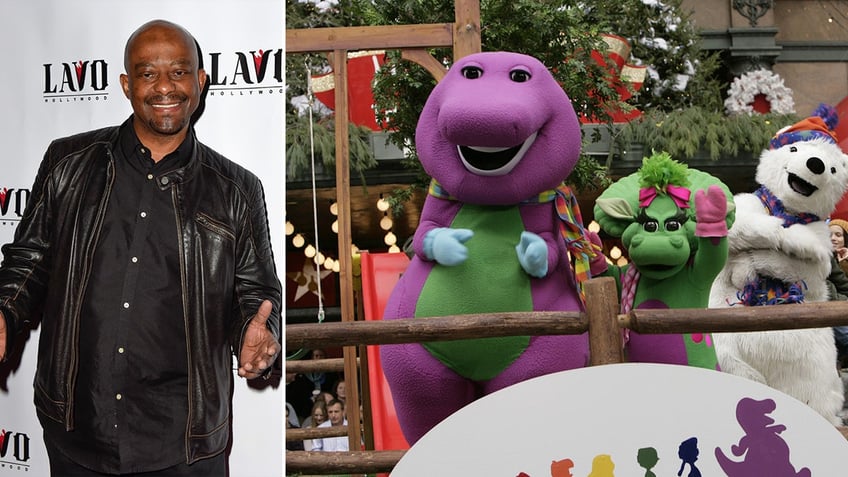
left=285, top=349, right=350, bottom=451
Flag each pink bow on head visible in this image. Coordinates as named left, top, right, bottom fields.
left=638, top=185, right=691, bottom=209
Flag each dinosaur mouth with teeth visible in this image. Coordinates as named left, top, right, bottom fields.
left=788, top=172, right=818, bottom=197
left=457, top=132, right=538, bottom=176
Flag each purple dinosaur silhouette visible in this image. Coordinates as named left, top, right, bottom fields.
left=715, top=397, right=811, bottom=477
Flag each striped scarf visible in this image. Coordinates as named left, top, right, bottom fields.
left=428, top=180, right=601, bottom=304
left=755, top=186, right=820, bottom=227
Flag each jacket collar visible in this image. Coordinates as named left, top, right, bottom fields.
left=112, top=116, right=201, bottom=187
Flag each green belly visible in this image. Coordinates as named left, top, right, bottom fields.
left=416, top=205, right=533, bottom=381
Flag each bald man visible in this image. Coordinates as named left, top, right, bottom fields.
left=0, top=20, right=281, bottom=476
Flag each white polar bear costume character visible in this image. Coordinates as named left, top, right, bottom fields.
left=710, top=104, right=848, bottom=426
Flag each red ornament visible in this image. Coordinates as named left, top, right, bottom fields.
left=751, top=93, right=771, bottom=114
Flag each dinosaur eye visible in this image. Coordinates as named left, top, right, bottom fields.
left=509, top=69, right=531, bottom=82
left=643, top=220, right=659, bottom=233
left=790, top=146, right=798, bottom=152
left=461, top=66, right=483, bottom=79
left=665, top=219, right=681, bottom=232
left=832, top=167, right=837, bottom=174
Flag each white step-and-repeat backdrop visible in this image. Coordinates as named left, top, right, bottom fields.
left=0, top=1, right=284, bottom=475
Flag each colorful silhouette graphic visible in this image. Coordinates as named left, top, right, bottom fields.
left=550, top=458, right=575, bottom=477
left=637, top=447, right=659, bottom=477
left=715, top=397, right=811, bottom=477
left=677, top=437, right=701, bottom=477
left=587, top=454, right=615, bottom=477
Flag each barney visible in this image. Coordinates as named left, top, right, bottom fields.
left=381, top=52, right=602, bottom=444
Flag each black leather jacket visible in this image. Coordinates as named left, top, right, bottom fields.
left=0, top=124, right=282, bottom=463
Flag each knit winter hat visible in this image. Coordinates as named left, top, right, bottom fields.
left=769, top=103, right=839, bottom=150
left=830, top=218, right=848, bottom=234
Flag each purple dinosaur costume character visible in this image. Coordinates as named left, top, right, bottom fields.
left=381, top=52, right=600, bottom=444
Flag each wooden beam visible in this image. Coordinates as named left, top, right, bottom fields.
left=284, top=357, right=356, bottom=374
left=286, top=450, right=406, bottom=475
left=401, top=49, right=448, bottom=81
left=623, top=300, right=848, bottom=333
left=286, top=311, right=587, bottom=349
left=286, top=23, right=455, bottom=53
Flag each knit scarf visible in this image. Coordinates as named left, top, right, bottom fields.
left=755, top=185, right=820, bottom=227
left=428, top=180, right=601, bottom=304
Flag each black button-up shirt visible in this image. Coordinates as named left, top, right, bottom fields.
left=42, top=118, right=193, bottom=474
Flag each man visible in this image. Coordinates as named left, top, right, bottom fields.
left=0, top=19, right=281, bottom=476
left=312, top=399, right=349, bottom=452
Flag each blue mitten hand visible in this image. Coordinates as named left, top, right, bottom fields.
left=423, top=228, right=474, bottom=265
left=516, top=231, right=548, bottom=278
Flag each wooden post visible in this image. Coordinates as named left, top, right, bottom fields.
left=585, top=277, right=624, bottom=365
left=453, top=0, right=481, bottom=59
left=332, top=48, right=363, bottom=456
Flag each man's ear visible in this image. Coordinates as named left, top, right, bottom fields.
left=119, top=74, right=130, bottom=99
left=198, top=69, right=208, bottom=92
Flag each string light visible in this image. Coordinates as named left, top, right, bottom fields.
left=376, top=197, right=390, bottom=212
left=380, top=215, right=393, bottom=231
left=323, top=257, right=335, bottom=270
left=330, top=202, right=338, bottom=216
left=610, top=246, right=622, bottom=260
left=332, top=261, right=340, bottom=273
left=315, top=252, right=325, bottom=265
left=285, top=221, right=295, bottom=235
left=292, top=234, right=305, bottom=248
left=384, top=231, right=397, bottom=246
left=388, top=245, right=400, bottom=253
left=331, top=220, right=338, bottom=233
left=304, top=244, right=316, bottom=258
left=616, top=256, right=628, bottom=267
left=588, top=220, right=600, bottom=233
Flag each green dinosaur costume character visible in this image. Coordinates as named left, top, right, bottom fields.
left=594, top=152, right=735, bottom=368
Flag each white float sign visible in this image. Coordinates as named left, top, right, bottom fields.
left=394, top=363, right=848, bottom=476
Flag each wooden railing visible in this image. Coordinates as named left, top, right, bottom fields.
left=285, top=276, right=848, bottom=474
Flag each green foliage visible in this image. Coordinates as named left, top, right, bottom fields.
left=638, top=151, right=690, bottom=190
left=286, top=112, right=378, bottom=182
left=285, top=0, right=379, bottom=182
left=581, top=0, right=724, bottom=112
left=617, top=107, right=800, bottom=161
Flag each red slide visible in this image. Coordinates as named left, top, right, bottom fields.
left=359, top=251, right=411, bottom=460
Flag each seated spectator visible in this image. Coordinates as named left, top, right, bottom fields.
left=312, top=399, right=348, bottom=452
left=286, top=370, right=316, bottom=422
left=301, top=399, right=328, bottom=451
left=285, top=406, right=305, bottom=451
left=333, top=378, right=347, bottom=403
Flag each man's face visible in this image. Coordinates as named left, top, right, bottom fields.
left=327, top=403, right=344, bottom=426
left=120, top=25, right=206, bottom=141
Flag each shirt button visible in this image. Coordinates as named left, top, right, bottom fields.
left=116, top=393, right=122, bottom=400
left=160, top=177, right=170, bottom=186
left=147, top=174, right=154, bottom=180
left=118, top=347, right=125, bottom=354
left=131, top=257, right=138, bottom=263
left=123, top=302, right=130, bottom=309
left=140, top=211, right=147, bottom=218
left=140, top=147, right=147, bottom=154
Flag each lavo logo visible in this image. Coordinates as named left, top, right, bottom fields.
left=0, top=429, right=31, bottom=470
left=206, top=48, right=283, bottom=95
left=0, top=188, right=30, bottom=225
left=43, top=59, right=110, bottom=102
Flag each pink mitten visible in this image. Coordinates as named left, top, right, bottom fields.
left=694, top=185, right=728, bottom=237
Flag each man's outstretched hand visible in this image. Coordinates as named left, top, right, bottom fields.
left=0, top=310, right=6, bottom=362
left=238, top=300, right=281, bottom=379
